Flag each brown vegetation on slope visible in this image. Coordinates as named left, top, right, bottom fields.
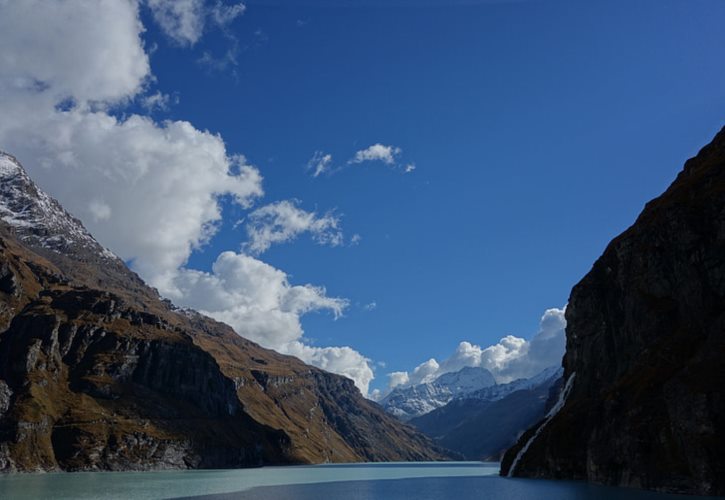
left=0, top=211, right=444, bottom=471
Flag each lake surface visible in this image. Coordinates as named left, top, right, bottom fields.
left=0, top=462, right=720, bottom=500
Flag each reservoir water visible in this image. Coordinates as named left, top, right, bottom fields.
left=0, top=462, right=720, bottom=500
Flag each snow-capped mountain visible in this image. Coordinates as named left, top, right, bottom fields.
left=409, top=366, right=563, bottom=460
left=381, top=366, right=496, bottom=420
left=0, top=151, right=448, bottom=471
left=381, top=365, right=563, bottom=420
left=467, top=365, right=563, bottom=402
left=0, top=152, right=117, bottom=260
left=0, top=151, right=157, bottom=301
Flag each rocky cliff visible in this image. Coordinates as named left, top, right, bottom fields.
left=500, top=128, right=725, bottom=495
left=0, top=152, right=446, bottom=471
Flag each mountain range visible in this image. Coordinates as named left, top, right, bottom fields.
left=379, top=363, right=562, bottom=460
left=380, top=366, right=496, bottom=420
left=0, top=151, right=446, bottom=471
left=411, top=369, right=561, bottom=461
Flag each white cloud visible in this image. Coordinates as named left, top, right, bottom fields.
left=388, top=371, right=410, bottom=389
left=3, top=110, right=264, bottom=287
left=243, top=200, right=344, bottom=255
left=0, top=0, right=375, bottom=397
left=166, top=251, right=375, bottom=395
left=147, top=0, right=245, bottom=46
left=349, top=144, right=401, bottom=165
left=385, top=307, right=566, bottom=393
left=307, top=151, right=333, bottom=177
left=147, top=0, right=205, bottom=46
left=363, top=301, right=377, bottom=311
left=141, top=90, right=173, bottom=112
left=0, top=0, right=149, bottom=104
left=0, top=0, right=263, bottom=289
left=209, top=1, right=246, bottom=26
left=285, top=343, right=374, bottom=396
left=408, top=358, right=440, bottom=386
left=167, top=252, right=347, bottom=344
left=308, top=145, right=414, bottom=177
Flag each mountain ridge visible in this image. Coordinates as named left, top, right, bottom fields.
left=380, top=366, right=496, bottom=420
left=0, top=151, right=447, bottom=471
left=410, top=366, right=562, bottom=461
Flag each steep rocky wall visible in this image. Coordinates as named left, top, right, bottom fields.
left=501, top=128, right=725, bottom=495
left=0, top=217, right=446, bottom=471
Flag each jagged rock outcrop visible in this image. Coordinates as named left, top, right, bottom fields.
left=0, top=152, right=446, bottom=471
left=501, top=128, right=725, bottom=495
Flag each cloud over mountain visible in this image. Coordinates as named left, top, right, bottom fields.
left=0, top=0, right=374, bottom=395
left=385, top=307, right=566, bottom=393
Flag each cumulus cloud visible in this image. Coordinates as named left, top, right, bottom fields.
left=141, top=90, right=174, bottom=112
left=147, top=0, right=246, bottom=46
left=388, top=371, right=410, bottom=390
left=285, top=343, right=373, bottom=396
left=167, top=252, right=347, bottom=344
left=385, top=307, right=566, bottom=393
left=0, top=0, right=375, bottom=396
left=349, top=143, right=402, bottom=165
left=307, top=151, right=333, bottom=177
left=0, top=0, right=263, bottom=289
left=0, top=0, right=149, bottom=104
left=166, top=251, right=374, bottom=395
left=243, top=200, right=344, bottom=255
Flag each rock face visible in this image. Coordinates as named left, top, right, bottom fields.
left=410, top=367, right=561, bottom=460
left=500, top=128, right=725, bottom=495
left=0, top=152, right=446, bottom=472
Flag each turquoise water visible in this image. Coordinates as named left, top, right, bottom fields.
left=0, top=462, right=719, bottom=500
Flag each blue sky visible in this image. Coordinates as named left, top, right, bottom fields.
left=146, top=0, right=725, bottom=393
left=2, top=0, right=725, bottom=396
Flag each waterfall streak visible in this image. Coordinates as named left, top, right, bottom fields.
left=507, top=372, right=576, bottom=477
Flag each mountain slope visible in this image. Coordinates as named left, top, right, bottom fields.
left=500, top=128, right=725, bottom=495
left=0, top=151, right=446, bottom=471
left=410, top=367, right=561, bottom=460
left=380, top=366, right=496, bottom=420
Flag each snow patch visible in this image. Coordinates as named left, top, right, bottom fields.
left=0, top=152, right=119, bottom=261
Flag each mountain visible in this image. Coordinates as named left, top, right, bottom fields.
left=410, top=367, right=561, bottom=460
left=466, top=365, right=562, bottom=402
left=0, top=151, right=447, bottom=471
left=500, top=128, right=725, bottom=496
left=380, top=366, right=496, bottom=420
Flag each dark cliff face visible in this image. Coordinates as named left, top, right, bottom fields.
left=500, top=128, right=725, bottom=495
left=0, top=155, right=446, bottom=471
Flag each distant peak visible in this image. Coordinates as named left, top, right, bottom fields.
left=0, top=152, right=118, bottom=261
left=0, top=151, right=23, bottom=177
